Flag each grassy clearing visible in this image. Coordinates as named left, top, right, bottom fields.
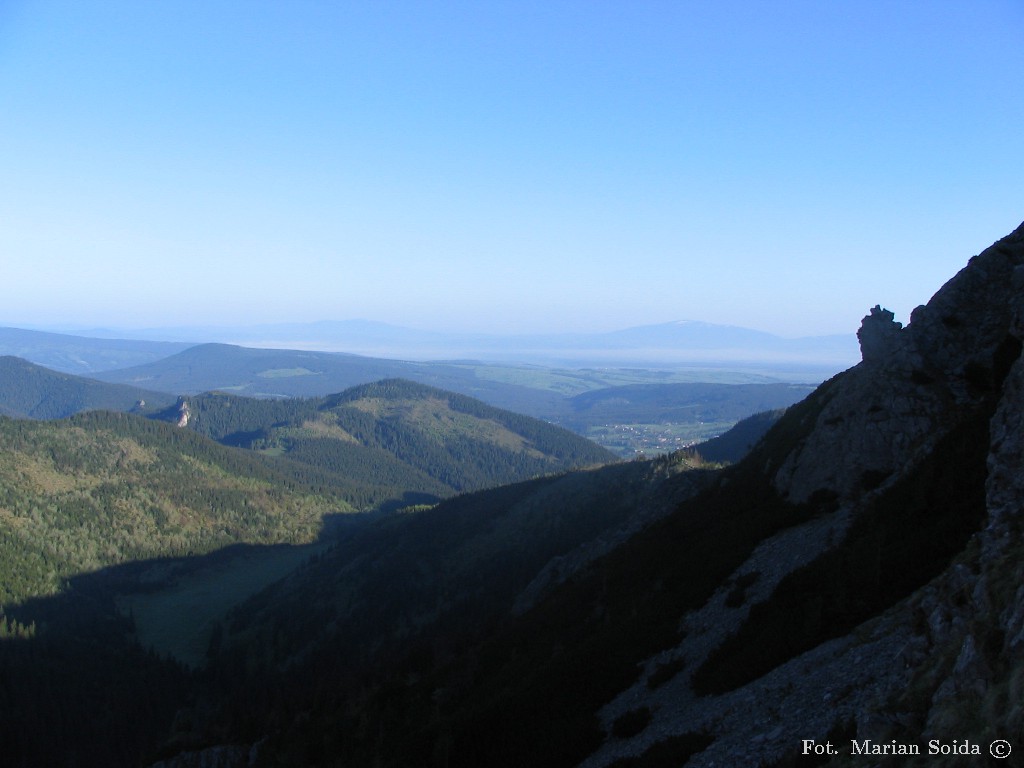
left=256, top=367, right=319, bottom=379
left=120, top=542, right=329, bottom=668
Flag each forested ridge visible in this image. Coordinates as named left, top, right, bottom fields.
left=161, top=379, right=616, bottom=502
left=0, top=355, right=176, bottom=419
left=87, top=341, right=816, bottom=453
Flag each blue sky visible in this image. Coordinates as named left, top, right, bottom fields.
left=2, top=1, right=1022, bottom=337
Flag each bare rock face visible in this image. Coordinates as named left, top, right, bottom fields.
left=176, top=398, right=191, bottom=428
left=951, top=261, right=1024, bottom=698
left=984, top=264, right=1024, bottom=554
left=897, top=281, right=1024, bottom=743
left=772, top=221, right=1024, bottom=506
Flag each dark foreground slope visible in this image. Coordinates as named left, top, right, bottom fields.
left=692, top=407, right=787, bottom=464
left=0, top=449, right=709, bottom=768
left=157, top=221, right=1024, bottom=767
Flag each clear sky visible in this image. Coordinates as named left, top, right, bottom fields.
left=2, top=1, right=1022, bottom=338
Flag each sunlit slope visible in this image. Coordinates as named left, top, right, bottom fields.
left=0, top=411, right=353, bottom=605
left=164, top=379, right=618, bottom=500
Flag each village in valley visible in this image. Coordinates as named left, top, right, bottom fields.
left=587, top=420, right=728, bottom=458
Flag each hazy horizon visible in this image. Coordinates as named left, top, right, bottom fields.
left=3, top=2, right=1022, bottom=337
left=3, top=316, right=860, bottom=377
left=21, top=315, right=857, bottom=341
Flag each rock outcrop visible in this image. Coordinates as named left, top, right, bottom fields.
left=856, top=304, right=903, bottom=362
left=773, top=222, right=1024, bottom=507
left=176, top=398, right=191, bottom=428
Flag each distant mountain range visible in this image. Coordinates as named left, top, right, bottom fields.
left=38, top=318, right=859, bottom=372
left=0, top=326, right=193, bottom=374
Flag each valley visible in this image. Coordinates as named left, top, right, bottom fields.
left=117, top=541, right=331, bottom=669
left=587, top=420, right=734, bottom=456
left=1, top=222, right=1023, bottom=768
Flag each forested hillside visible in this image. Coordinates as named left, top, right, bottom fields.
left=0, top=356, right=177, bottom=419
left=148, top=450, right=718, bottom=765
left=0, top=411, right=352, bottom=605
left=156, top=379, right=616, bottom=504
left=187, top=415, right=813, bottom=767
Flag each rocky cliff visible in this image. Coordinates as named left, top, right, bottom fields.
left=775, top=225, right=1023, bottom=507
left=582, top=221, right=1024, bottom=767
